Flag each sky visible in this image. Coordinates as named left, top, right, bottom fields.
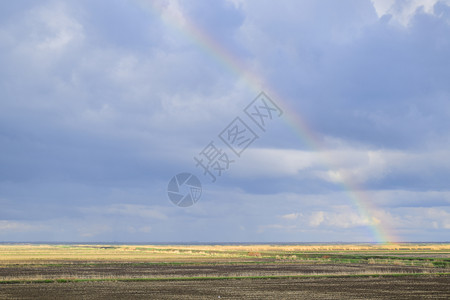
left=0, top=0, right=449, bottom=243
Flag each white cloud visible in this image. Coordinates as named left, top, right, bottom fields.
left=281, top=212, right=302, bottom=220
left=78, top=223, right=111, bottom=238
left=307, top=208, right=373, bottom=229
left=33, top=4, right=84, bottom=51
left=318, top=148, right=450, bottom=186
left=81, top=204, right=168, bottom=220
left=425, top=208, right=450, bottom=229
left=372, top=0, right=450, bottom=26
left=309, top=211, right=325, bottom=227
left=371, top=0, right=397, bottom=17
left=317, top=149, right=389, bottom=185
left=125, top=225, right=152, bottom=234
left=230, top=148, right=318, bottom=178
left=229, top=146, right=450, bottom=189
left=8, top=2, right=85, bottom=61
left=0, top=220, right=40, bottom=232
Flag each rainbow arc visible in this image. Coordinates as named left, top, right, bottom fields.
left=146, top=1, right=397, bottom=244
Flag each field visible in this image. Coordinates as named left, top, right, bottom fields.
left=0, top=244, right=449, bottom=299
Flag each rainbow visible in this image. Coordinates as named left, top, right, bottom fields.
left=145, top=1, right=396, bottom=244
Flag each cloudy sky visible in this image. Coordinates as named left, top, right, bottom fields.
left=1, top=0, right=449, bottom=243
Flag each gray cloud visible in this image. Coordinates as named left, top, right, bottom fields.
left=0, top=0, right=449, bottom=242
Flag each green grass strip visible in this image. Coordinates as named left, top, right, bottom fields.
left=0, top=272, right=449, bottom=285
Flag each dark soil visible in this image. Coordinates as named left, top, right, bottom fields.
left=0, top=263, right=440, bottom=279
left=0, top=276, right=449, bottom=299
